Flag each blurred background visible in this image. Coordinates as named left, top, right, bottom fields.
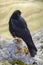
left=0, top=0, right=43, bottom=39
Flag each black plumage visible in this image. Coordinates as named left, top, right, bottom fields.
left=9, top=10, right=37, bottom=57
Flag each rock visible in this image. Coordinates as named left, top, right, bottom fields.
left=0, top=28, right=43, bottom=65
left=0, top=37, right=34, bottom=65
left=32, top=29, right=43, bottom=65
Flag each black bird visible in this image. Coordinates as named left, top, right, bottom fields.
left=9, top=10, right=37, bottom=57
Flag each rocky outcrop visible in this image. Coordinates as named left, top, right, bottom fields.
left=0, top=28, right=43, bottom=65
left=0, top=37, right=34, bottom=65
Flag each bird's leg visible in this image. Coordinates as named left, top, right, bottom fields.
left=22, top=46, right=28, bottom=55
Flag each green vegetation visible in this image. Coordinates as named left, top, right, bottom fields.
left=0, top=59, right=32, bottom=65
left=10, top=59, right=31, bottom=65
left=10, top=60, right=27, bottom=65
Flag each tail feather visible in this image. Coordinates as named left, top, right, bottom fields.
left=29, top=48, right=37, bottom=57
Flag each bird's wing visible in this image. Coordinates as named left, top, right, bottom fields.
left=11, top=19, right=23, bottom=31
left=17, top=17, right=27, bottom=28
left=23, top=29, right=37, bottom=51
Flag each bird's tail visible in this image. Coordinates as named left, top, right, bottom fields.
left=27, top=43, right=37, bottom=57
left=29, top=48, right=37, bottom=57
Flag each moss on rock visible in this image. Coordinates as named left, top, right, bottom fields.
left=10, top=59, right=28, bottom=65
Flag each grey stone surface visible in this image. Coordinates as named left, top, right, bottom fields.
left=0, top=28, right=43, bottom=65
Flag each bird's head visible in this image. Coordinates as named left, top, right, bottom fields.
left=11, top=10, right=21, bottom=19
